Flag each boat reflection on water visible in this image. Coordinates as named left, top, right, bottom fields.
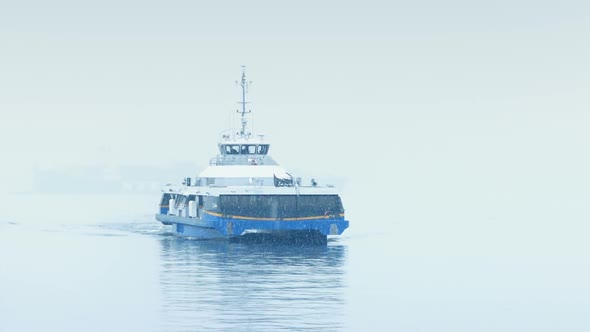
left=158, top=235, right=348, bottom=332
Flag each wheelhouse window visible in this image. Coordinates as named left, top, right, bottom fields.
left=247, top=145, right=257, bottom=154
left=257, top=144, right=269, bottom=155
left=221, top=144, right=268, bottom=155
left=222, top=145, right=240, bottom=155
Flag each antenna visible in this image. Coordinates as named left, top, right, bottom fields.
left=236, top=65, right=252, bottom=138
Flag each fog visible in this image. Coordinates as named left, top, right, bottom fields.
left=3, top=0, right=589, bottom=226
left=1, top=1, right=589, bottom=330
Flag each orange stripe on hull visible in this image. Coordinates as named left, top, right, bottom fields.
left=203, top=210, right=345, bottom=221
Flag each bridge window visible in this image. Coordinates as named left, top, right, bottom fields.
left=223, top=145, right=240, bottom=155
left=240, top=145, right=257, bottom=154
left=257, top=144, right=269, bottom=154
left=221, top=144, right=267, bottom=155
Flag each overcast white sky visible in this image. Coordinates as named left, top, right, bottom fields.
left=1, top=0, right=589, bottom=223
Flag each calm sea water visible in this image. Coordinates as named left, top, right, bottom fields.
left=1, top=193, right=588, bottom=331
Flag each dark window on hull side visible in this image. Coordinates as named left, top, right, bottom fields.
left=219, top=195, right=343, bottom=218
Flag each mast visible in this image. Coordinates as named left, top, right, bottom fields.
left=237, top=65, right=252, bottom=138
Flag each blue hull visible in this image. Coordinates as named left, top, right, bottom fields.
left=155, top=213, right=349, bottom=240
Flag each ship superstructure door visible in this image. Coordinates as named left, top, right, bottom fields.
left=197, top=195, right=204, bottom=218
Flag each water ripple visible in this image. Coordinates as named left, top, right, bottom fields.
left=86, top=220, right=348, bottom=331
left=158, top=237, right=347, bottom=331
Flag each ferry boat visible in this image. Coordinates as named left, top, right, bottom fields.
left=155, top=68, right=349, bottom=241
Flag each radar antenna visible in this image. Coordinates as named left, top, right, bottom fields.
left=236, top=65, right=252, bottom=137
